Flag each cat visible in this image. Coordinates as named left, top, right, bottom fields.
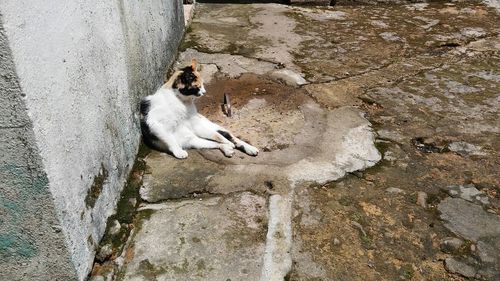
left=140, top=59, right=259, bottom=159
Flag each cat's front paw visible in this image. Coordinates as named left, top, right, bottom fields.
left=220, top=144, right=235, bottom=158
left=172, top=149, right=188, bottom=159
left=244, top=145, right=259, bottom=156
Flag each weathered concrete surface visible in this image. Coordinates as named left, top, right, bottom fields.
left=98, top=1, right=499, bottom=280
left=0, top=1, right=184, bottom=279
left=118, top=192, right=268, bottom=281
left=140, top=78, right=380, bottom=196
left=131, top=69, right=379, bottom=280
left=0, top=17, right=76, bottom=280
left=139, top=70, right=380, bottom=201
left=140, top=152, right=224, bottom=201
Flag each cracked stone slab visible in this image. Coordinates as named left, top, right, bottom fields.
left=178, top=49, right=308, bottom=86
left=438, top=197, right=500, bottom=278
left=440, top=184, right=490, bottom=206
left=198, top=75, right=381, bottom=175
left=136, top=73, right=381, bottom=281
left=141, top=148, right=286, bottom=202
left=181, top=3, right=306, bottom=72
left=119, top=192, right=268, bottom=281
left=177, top=48, right=276, bottom=78
left=302, top=57, right=436, bottom=108
left=444, top=257, right=477, bottom=278
left=140, top=152, right=225, bottom=202
left=141, top=73, right=380, bottom=202
left=438, top=197, right=500, bottom=242
left=291, top=2, right=499, bottom=82
left=247, top=4, right=305, bottom=72
left=286, top=107, right=381, bottom=185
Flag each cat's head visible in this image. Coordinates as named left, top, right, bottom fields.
left=173, top=59, right=206, bottom=98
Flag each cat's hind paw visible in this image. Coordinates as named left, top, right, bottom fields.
left=172, top=149, right=188, bottom=159
left=243, top=145, right=259, bottom=156
left=220, top=144, right=235, bottom=158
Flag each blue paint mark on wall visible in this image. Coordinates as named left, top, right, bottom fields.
left=0, top=163, right=47, bottom=260
left=0, top=234, right=36, bottom=259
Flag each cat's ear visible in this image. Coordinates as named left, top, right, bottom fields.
left=191, top=59, right=198, bottom=71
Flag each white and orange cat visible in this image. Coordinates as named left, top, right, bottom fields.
left=140, top=59, right=259, bottom=159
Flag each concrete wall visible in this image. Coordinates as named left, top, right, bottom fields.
left=0, top=0, right=184, bottom=280
left=0, top=16, right=77, bottom=280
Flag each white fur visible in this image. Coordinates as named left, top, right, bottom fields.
left=142, top=86, right=259, bottom=159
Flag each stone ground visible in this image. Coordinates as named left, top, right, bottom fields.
left=90, top=1, right=500, bottom=280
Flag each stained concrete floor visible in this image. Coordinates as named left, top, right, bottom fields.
left=90, top=1, right=500, bottom=281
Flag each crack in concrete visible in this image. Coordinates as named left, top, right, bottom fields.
left=138, top=189, right=269, bottom=211
left=303, top=32, right=498, bottom=93
left=317, top=60, right=400, bottom=85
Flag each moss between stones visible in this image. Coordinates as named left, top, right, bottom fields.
left=90, top=143, right=151, bottom=278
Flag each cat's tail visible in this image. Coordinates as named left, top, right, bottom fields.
left=139, top=98, right=169, bottom=153
left=140, top=119, right=169, bottom=153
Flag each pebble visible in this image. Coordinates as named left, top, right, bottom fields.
left=51, top=224, right=62, bottom=233
left=417, top=192, right=428, bottom=208
left=384, top=232, right=394, bottom=239
left=96, top=243, right=113, bottom=262
left=386, top=187, right=405, bottom=194
left=440, top=237, right=463, bottom=253
left=448, top=141, right=486, bottom=156
left=383, top=151, right=397, bottom=161
left=333, top=238, right=340, bottom=245
left=89, top=276, right=105, bottom=281
left=129, top=198, right=137, bottom=207
left=377, top=129, right=405, bottom=142
left=352, top=171, right=363, bottom=178
left=109, top=220, right=121, bottom=236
